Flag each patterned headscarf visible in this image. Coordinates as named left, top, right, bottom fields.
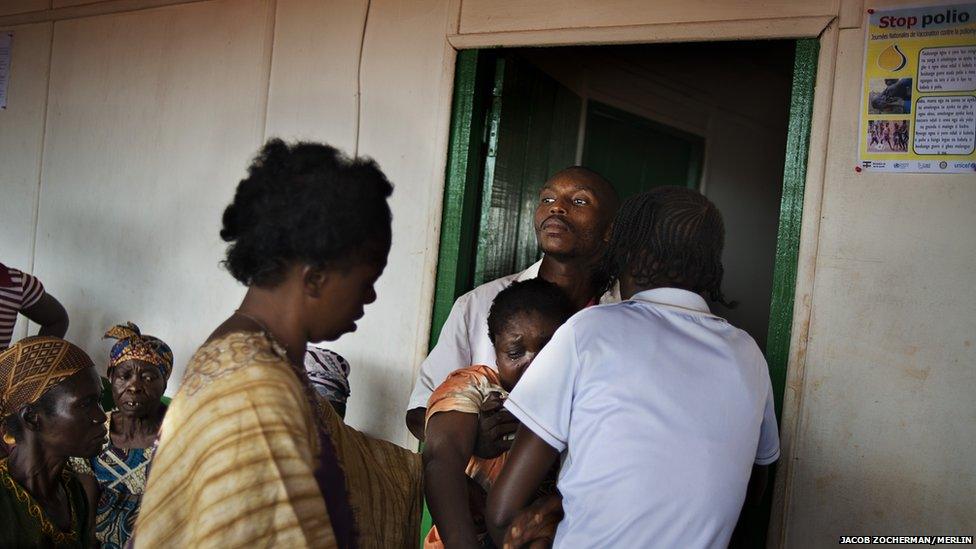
left=304, top=346, right=351, bottom=404
left=0, top=336, right=94, bottom=420
left=104, top=322, right=174, bottom=380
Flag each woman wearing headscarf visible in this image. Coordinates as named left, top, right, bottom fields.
left=0, top=336, right=107, bottom=547
left=71, top=322, right=171, bottom=549
left=305, top=345, right=352, bottom=418
left=136, top=139, right=422, bottom=549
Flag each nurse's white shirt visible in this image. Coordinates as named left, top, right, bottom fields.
left=506, top=288, right=780, bottom=549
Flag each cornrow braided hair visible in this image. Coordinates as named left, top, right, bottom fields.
left=601, top=186, right=734, bottom=307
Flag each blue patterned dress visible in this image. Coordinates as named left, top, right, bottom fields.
left=71, top=413, right=156, bottom=549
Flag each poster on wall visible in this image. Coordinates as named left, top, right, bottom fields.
left=858, top=3, right=976, bottom=173
left=0, top=33, right=11, bottom=110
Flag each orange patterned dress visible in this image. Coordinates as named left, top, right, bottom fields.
left=424, top=365, right=508, bottom=548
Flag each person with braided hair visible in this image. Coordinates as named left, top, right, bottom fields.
left=487, top=186, right=780, bottom=549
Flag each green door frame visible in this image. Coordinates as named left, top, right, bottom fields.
left=420, top=38, right=819, bottom=546
left=766, top=38, right=818, bottom=419
left=427, top=49, right=494, bottom=350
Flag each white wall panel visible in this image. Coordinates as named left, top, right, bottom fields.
left=0, top=21, right=50, bottom=273
left=33, top=0, right=273, bottom=384
left=459, top=0, right=839, bottom=34
left=0, top=22, right=51, bottom=342
left=337, top=0, right=454, bottom=446
left=0, top=0, right=50, bottom=16
left=264, top=0, right=367, bottom=150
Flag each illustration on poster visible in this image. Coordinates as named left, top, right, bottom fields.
left=878, top=44, right=908, bottom=70
left=869, top=78, right=913, bottom=114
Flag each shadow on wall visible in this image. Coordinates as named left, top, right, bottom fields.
left=33, top=180, right=244, bottom=385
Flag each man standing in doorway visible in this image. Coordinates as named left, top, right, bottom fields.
left=405, top=167, right=619, bottom=445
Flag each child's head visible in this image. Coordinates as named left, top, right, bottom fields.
left=602, top=186, right=728, bottom=302
left=487, top=279, right=574, bottom=391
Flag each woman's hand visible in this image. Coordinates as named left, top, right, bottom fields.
left=503, top=494, right=564, bottom=549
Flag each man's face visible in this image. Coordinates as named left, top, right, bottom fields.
left=533, top=172, right=614, bottom=261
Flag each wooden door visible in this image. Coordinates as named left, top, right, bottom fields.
left=582, top=100, right=704, bottom=197
left=473, top=53, right=583, bottom=285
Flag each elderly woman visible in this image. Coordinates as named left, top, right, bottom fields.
left=136, top=139, right=422, bottom=548
left=71, top=322, right=171, bottom=548
left=0, top=336, right=107, bottom=547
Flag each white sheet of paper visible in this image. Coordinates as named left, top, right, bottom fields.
left=0, top=32, right=12, bottom=109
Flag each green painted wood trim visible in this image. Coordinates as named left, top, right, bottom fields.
left=766, top=38, right=819, bottom=419
left=472, top=56, right=507, bottom=287
left=421, top=48, right=494, bottom=548
left=429, top=49, right=486, bottom=350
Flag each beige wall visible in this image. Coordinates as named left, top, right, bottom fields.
left=2, top=0, right=973, bottom=543
left=1, top=0, right=455, bottom=448
left=0, top=21, right=51, bottom=341
left=781, top=14, right=976, bottom=543
left=30, top=0, right=271, bottom=374
left=457, top=0, right=839, bottom=34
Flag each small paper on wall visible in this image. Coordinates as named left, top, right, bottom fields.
left=858, top=4, right=976, bottom=174
left=0, top=32, right=11, bottom=109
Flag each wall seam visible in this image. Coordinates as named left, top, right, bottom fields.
left=353, top=0, right=371, bottom=157
left=259, top=0, right=277, bottom=142
left=451, top=0, right=463, bottom=34
left=28, top=21, right=56, bottom=275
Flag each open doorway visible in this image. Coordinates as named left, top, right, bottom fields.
left=427, top=39, right=817, bottom=547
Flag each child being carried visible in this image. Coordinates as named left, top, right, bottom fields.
left=422, top=279, right=574, bottom=548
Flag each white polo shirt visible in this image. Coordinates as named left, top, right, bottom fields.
left=505, top=288, right=780, bottom=549
left=406, top=259, right=619, bottom=411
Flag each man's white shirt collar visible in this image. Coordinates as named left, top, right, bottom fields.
left=516, top=259, right=620, bottom=304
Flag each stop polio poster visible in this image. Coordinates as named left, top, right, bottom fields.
left=858, top=3, right=976, bottom=173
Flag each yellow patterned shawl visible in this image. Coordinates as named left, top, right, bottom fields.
left=134, top=332, right=336, bottom=548
left=134, top=331, right=424, bottom=549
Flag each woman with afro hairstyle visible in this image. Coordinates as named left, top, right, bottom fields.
left=136, top=140, right=423, bottom=548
